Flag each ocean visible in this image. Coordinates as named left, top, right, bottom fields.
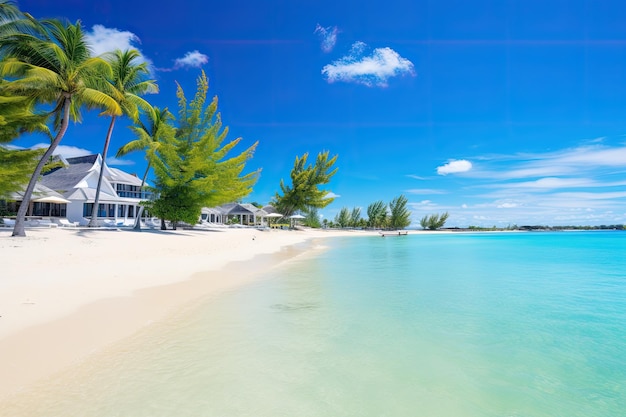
left=3, top=231, right=626, bottom=416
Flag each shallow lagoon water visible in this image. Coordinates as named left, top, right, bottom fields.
left=4, top=231, right=625, bottom=416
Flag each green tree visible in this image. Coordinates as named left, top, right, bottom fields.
left=303, top=207, right=321, bottom=228
left=388, top=195, right=411, bottom=230
left=349, top=206, right=361, bottom=228
left=366, top=200, right=387, bottom=228
left=116, top=105, right=175, bottom=230
left=419, top=212, right=449, bottom=230
left=144, top=71, right=259, bottom=229
left=334, top=206, right=350, bottom=228
left=272, top=151, right=338, bottom=217
left=0, top=89, right=49, bottom=197
left=89, top=49, right=158, bottom=227
left=0, top=1, right=42, bottom=43
left=1, top=18, right=120, bottom=236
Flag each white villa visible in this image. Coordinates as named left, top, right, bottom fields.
left=4, top=153, right=282, bottom=228
left=6, top=154, right=148, bottom=226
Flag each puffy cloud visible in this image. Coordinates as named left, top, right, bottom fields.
left=322, top=42, right=415, bottom=87
left=436, top=159, right=473, bottom=175
left=31, top=144, right=92, bottom=158
left=325, top=191, right=341, bottom=199
left=85, top=25, right=142, bottom=57
left=315, top=24, right=339, bottom=53
left=84, top=25, right=154, bottom=73
left=174, top=50, right=209, bottom=69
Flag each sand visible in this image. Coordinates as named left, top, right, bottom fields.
left=0, top=225, right=378, bottom=402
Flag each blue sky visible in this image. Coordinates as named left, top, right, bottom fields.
left=13, top=0, right=626, bottom=227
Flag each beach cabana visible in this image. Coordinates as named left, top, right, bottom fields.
left=218, top=203, right=263, bottom=226
left=200, top=207, right=224, bottom=224
left=289, top=214, right=306, bottom=228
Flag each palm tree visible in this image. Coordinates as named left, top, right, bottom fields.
left=88, top=49, right=157, bottom=227
left=0, top=19, right=121, bottom=236
left=116, top=105, right=174, bottom=230
left=0, top=0, right=41, bottom=42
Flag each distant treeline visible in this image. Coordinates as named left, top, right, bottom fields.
left=446, top=224, right=626, bottom=231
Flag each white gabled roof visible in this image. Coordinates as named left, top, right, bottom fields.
left=108, top=167, right=143, bottom=186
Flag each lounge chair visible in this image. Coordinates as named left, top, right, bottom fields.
left=102, top=219, right=117, bottom=228
left=37, top=219, right=58, bottom=228
left=58, top=218, right=78, bottom=227
left=2, top=218, right=15, bottom=227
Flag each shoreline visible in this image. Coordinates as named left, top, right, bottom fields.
left=0, top=226, right=378, bottom=401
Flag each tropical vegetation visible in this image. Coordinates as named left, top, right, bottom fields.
left=142, top=71, right=259, bottom=229
left=89, top=49, right=157, bottom=227
left=116, top=105, right=174, bottom=230
left=419, top=212, right=450, bottom=230
left=0, top=9, right=121, bottom=236
left=272, top=150, right=338, bottom=217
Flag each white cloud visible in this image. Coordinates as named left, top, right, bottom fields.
left=497, top=202, right=519, bottom=209
left=325, top=191, right=341, bottom=199
left=437, top=159, right=473, bottom=175
left=174, top=50, right=209, bottom=69
left=31, top=144, right=92, bottom=158
left=472, top=144, right=626, bottom=181
left=315, top=24, right=339, bottom=53
left=461, top=204, right=468, bottom=209
left=86, top=25, right=142, bottom=57
left=405, top=188, right=446, bottom=195
left=106, top=157, right=135, bottom=166
left=413, top=200, right=436, bottom=206
left=84, top=25, right=154, bottom=73
left=322, top=42, right=415, bottom=87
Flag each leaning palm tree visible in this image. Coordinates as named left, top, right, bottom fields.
left=0, top=19, right=121, bottom=236
left=88, top=49, right=158, bottom=227
left=0, top=0, right=41, bottom=43
left=116, top=105, right=175, bottom=230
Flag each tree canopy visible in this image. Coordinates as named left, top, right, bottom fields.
left=420, top=212, right=449, bottom=230
left=272, top=150, right=338, bottom=217
left=143, top=71, right=259, bottom=228
left=1, top=16, right=121, bottom=236
left=366, top=200, right=387, bottom=228
left=388, top=194, right=412, bottom=230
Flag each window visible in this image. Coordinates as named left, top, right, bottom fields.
left=84, top=203, right=115, bottom=218
left=115, top=183, right=147, bottom=199
left=33, top=202, right=66, bottom=217
left=83, top=203, right=92, bottom=217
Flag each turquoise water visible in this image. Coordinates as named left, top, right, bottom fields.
left=4, top=231, right=626, bottom=416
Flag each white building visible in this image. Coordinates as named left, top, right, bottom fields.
left=37, top=154, right=149, bottom=226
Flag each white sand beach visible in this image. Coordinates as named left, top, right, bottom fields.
left=0, top=226, right=381, bottom=402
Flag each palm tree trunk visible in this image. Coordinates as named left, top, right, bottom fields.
left=89, top=115, right=116, bottom=227
left=12, top=97, right=71, bottom=237
left=132, top=162, right=151, bottom=231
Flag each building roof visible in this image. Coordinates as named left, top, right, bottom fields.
left=9, top=183, right=65, bottom=201
left=40, top=154, right=142, bottom=195
left=40, top=155, right=98, bottom=194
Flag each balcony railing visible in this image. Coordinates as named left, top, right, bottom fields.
left=116, top=191, right=153, bottom=199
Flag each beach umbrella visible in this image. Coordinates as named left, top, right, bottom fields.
left=288, top=214, right=305, bottom=228
left=264, top=212, right=283, bottom=226
left=31, top=195, right=70, bottom=217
